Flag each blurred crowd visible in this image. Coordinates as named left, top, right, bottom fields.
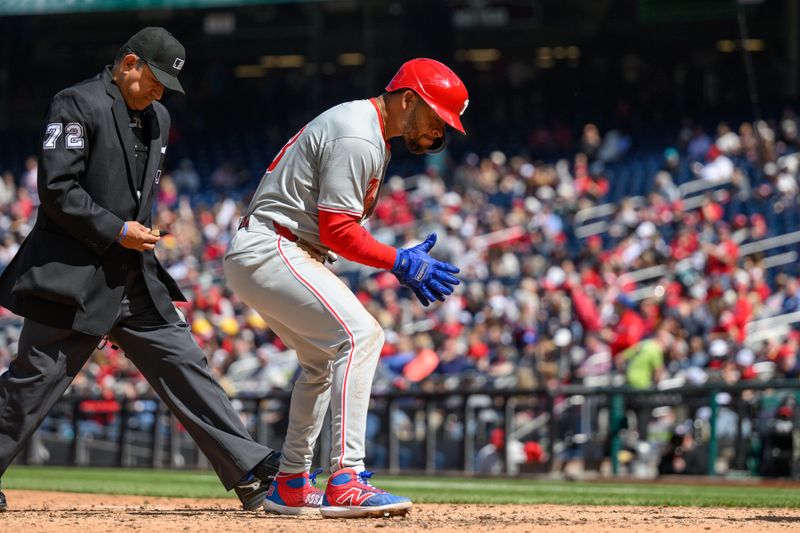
left=2, top=113, right=800, bottom=478
left=1, top=113, right=800, bottom=402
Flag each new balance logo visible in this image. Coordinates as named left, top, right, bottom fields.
left=335, top=487, right=375, bottom=506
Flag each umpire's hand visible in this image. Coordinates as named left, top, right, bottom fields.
left=117, top=221, right=160, bottom=251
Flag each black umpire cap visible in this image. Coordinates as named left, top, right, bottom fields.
left=122, top=27, right=186, bottom=94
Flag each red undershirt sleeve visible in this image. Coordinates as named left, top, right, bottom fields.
left=318, top=209, right=397, bottom=270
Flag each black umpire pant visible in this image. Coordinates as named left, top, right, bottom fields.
left=0, top=267, right=272, bottom=490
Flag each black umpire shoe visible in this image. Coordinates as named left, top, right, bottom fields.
left=235, top=450, right=281, bottom=511
left=0, top=481, right=7, bottom=512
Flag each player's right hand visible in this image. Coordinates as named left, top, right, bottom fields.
left=391, top=233, right=460, bottom=306
left=117, top=221, right=160, bottom=252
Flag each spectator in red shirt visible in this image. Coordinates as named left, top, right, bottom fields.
left=574, top=153, right=609, bottom=200
left=705, top=224, right=739, bottom=276
left=602, top=295, right=647, bottom=355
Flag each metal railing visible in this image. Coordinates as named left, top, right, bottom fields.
left=574, top=196, right=645, bottom=226
left=20, top=380, right=800, bottom=479
left=739, top=230, right=800, bottom=256
left=622, top=221, right=800, bottom=304
left=573, top=175, right=733, bottom=239
left=678, top=175, right=733, bottom=197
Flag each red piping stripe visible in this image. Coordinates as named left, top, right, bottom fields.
left=318, top=205, right=363, bottom=217
left=276, top=235, right=356, bottom=470
left=369, top=98, right=391, bottom=151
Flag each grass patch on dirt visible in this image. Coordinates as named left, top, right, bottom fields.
left=4, top=466, right=800, bottom=508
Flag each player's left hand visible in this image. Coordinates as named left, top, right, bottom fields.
left=392, top=233, right=460, bottom=306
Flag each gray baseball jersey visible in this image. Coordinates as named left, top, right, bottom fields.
left=225, top=98, right=391, bottom=475
left=245, top=99, right=391, bottom=250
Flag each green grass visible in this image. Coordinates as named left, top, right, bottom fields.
left=3, top=466, right=800, bottom=508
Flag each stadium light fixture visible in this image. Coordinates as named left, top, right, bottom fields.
left=234, top=65, right=266, bottom=78
left=536, top=47, right=554, bottom=69
left=716, top=39, right=765, bottom=53
left=716, top=40, right=736, bottom=52
left=338, top=53, right=366, bottom=66
left=455, top=49, right=501, bottom=63
left=744, top=39, right=765, bottom=51
left=260, top=55, right=306, bottom=68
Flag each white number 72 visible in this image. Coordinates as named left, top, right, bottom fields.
left=43, top=122, right=84, bottom=150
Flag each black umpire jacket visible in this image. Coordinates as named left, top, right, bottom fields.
left=0, top=67, right=186, bottom=336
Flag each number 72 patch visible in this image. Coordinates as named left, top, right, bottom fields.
left=43, top=122, right=85, bottom=150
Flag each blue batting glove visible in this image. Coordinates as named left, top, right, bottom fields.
left=391, top=233, right=460, bottom=306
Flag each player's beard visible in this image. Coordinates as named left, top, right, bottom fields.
left=404, top=138, right=427, bottom=154
left=403, top=106, right=428, bottom=154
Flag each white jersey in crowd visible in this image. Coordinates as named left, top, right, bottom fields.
left=245, top=99, right=391, bottom=253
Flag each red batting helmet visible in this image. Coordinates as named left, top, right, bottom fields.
left=386, top=58, right=469, bottom=135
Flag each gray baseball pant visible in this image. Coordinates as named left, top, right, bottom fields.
left=224, top=222, right=383, bottom=474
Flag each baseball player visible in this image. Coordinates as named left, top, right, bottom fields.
left=223, top=58, right=468, bottom=518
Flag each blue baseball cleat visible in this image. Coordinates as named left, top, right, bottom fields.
left=264, top=469, right=324, bottom=515
left=320, top=468, right=412, bottom=518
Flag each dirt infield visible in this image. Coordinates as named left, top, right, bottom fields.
left=2, top=490, right=800, bottom=532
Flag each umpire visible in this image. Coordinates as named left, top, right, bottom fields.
left=0, top=27, right=278, bottom=512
